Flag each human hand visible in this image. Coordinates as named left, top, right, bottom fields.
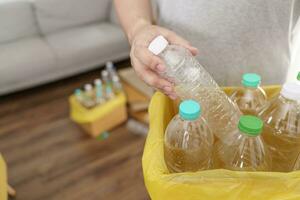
left=129, top=23, right=198, bottom=99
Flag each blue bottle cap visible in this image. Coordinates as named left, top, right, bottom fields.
left=242, top=73, right=261, bottom=88
left=179, top=100, right=201, bottom=120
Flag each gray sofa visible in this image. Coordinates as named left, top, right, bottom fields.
left=0, top=0, right=129, bottom=95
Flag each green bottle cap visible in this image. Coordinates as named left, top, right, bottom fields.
left=242, top=73, right=261, bottom=88
left=179, top=100, right=201, bottom=120
left=238, top=115, right=263, bottom=136
left=297, top=72, right=300, bottom=81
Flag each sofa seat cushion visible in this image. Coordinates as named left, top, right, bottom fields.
left=34, top=0, right=110, bottom=34
left=45, top=23, right=129, bottom=70
left=0, top=0, right=39, bottom=44
left=0, top=37, right=57, bottom=94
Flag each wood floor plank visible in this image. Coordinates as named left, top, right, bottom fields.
left=0, top=62, right=150, bottom=200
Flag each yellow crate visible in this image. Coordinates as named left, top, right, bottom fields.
left=143, top=85, right=300, bottom=200
left=69, top=93, right=127, bottom=137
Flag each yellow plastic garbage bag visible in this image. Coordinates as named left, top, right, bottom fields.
left=143, top=85, right=300, bottom=200
left=0, top=154, right=7, bottom=200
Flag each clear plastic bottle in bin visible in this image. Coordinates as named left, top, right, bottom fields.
left=259, top=81, right=300, bottom=172
left=230, top=73, right=267, bottom=115
left=214, top=115, right=270, bottom=171
left=294, top=153, right=300, bottom=170
left=164, top=100, right=214, bottom=173
left=148, top=35, right=241, bottom=142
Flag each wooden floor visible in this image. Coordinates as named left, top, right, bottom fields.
left=0, top=61, right=150, bottom=200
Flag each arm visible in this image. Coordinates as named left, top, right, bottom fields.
left=114, top=0, right=198, bottom=99
left=114, top=0, right=153, bottom=44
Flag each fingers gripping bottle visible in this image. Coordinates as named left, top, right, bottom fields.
left=148, top=35, right=241, bottom=142
left=214, top=115, right=270, bottom=171
left=231, top=73, right=267, bottom=115
left=259, top=81, right=300, bottom=172
left=164, top=100, right=214, bottom=173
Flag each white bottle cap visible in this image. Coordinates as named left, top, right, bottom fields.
left=148, top=35, right=169, bottom=55
left=112, top=75, right=119, bottom=82
left=101, top=70, right=108, bottom=77
left=94, top=79, right=102, bottom=85
left=280, top=82, right=300, bottom=101
left=84, top=84, right=93, bottom=91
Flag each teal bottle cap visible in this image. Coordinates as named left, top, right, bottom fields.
left=242, top=73, right=261, bottom=87
left=238, top=115, right=263, bottom=136
left=75, top=89, right=81, bottom=95
left=179, top=100, right=201, bottom=120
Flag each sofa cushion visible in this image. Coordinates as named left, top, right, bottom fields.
left=0, top=0, right=39, bottom=44
left=44, top=23, right=129, bottom=70
left=0, top=37, right=57, bottom=94
left=34, top=0, right=110, bottom=34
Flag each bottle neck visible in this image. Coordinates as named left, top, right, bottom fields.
left=179, top=115, right=200, bottom=122
left=158, top=46, right=168, bottom=58
left=180, top=117, right=198, bottom=122
left=243, top=85, right=259, bottom=89
left=279, top=94, right=299, bottom=103
left=240, top=131, right=260, bottom=138
left=159, top=45, right=186, bottom=68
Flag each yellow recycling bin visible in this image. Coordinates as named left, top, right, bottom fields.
left=0, top=154, right=7, bottom=200
left=143, top=85, right=300, bottom=200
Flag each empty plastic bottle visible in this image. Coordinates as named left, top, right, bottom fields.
left=74, top=89, right=83, bottom=102
left=94, top=79, right=106, bottom=104
left=101, top=70, right=115, bottom=99
left=294, top=153, right=300, bottom=171
left=126, top=119, right=148, bottom=136
left=164, top=100, right=214, bottom=173
left=214, top=115, right=270, bottom=171
left=231, top=73, right=267, bottom=115
left=259, top=81, right=300, bottom=172
left=112, top=75, right=123, bottom=94
left=106, top=61, right=117, bottom=78
left=148, top=35, right=241, bottom=142
left=83, top=84, right=96, bottom=108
